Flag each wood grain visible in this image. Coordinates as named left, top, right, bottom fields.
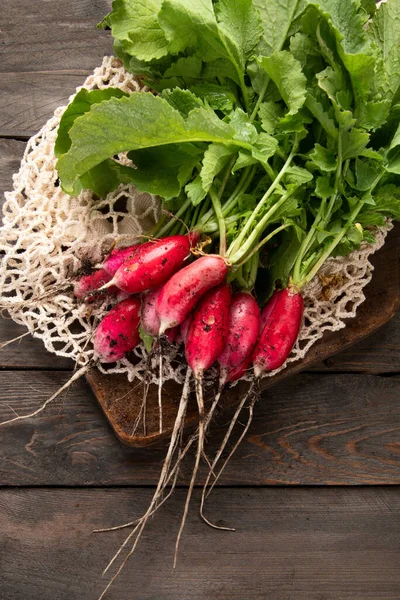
left=0, top=317, right=74, bottom=370
left=0, top=0, right=113, bottom=138
left=0, top=139, right=26, bottom=199
left=1, top=487, right=399, bottom=600
left=1, top=370, right=399, bottom=486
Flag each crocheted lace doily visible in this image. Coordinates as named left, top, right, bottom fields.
left=0, top=56, right=390, bottom=385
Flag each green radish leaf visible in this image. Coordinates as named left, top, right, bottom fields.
left=315, top=175, right=333, bottom=199
left=285, top=166, right=313, bottom=185
left=258, top=101, right=284, bottom=134
left=189, top=84, right=235, bottom=113
left=251, top=133, right=279, bottom=168
left=357, top=100, right=391, bottom=131
left=372, top=184, right=400, bottom=220
left=57, top=93, right=252, bottom=195
left=161, top=88, right=203, bottom=117
left=266, top=227, right=304, bottom=293
left=102, top=0, right=169, bottom=61
left=341, top=128, right=370, bottom=160
left=200, top=143, right=236, bottom=193
left=355, top=158, right=383, bottom=192
left=259, top=51, right=307, bottom=116
left=304, top=94, right=338, bottom=140
left=268, top=195, right=301, bottom=222
left=360, top=0, right=376, bottom=18
left=216, top=0, right=263, bottom=72
left=55, top=88, right=127, bottom=158
left=158, top=0, right=226, bottom=62
left=232, top=151, right=258, bottom=172
left=389, top=123, right=400, bottom=155
left=79, top=160, right=136, bottom=198
left=163, top=55, right=203, bottom=79
left=185, top=175, right=207, bottom=206
left=254, top=0, right=307, bottom=57
left=363, top=230, right=376, bottom=244
left=368, top=0, right=400, bottom=104
left=347, top=224, right=363, bottom=245
left=307, top=0, right=376, bottom=106
left=309, top=143, right=337, bottom=172
left=127, top=143, right=202, bottom=199
left=238, top=194, right=257, bottom=211
left=230, top=109, right=258, bottom=144
left=357, top=212, right=386, bottom=227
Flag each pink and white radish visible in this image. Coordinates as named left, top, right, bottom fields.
left=156, top=255, right=228, bottom=334
left=180, top=314, right=193, bottom=345
left=217, top=292, right=260, bottom=384
left=175, top=283, right=232, bottom=558
left=185, top=283, right=232, bottom=377
left=106, top=235, right=191, bottom=294
left=93, top=296, right=141, bottom=363
left=103, top=243, right=141, bottom=276
left=73, top=268, right=118, bottom=301
left=164, top=325, right=180, bottom=344
left=141, top=286, right=162, bottom=337
left=253, top=287, right=303, bottom=376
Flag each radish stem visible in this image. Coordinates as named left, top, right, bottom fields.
left=227, top=137, right=299, bottom=257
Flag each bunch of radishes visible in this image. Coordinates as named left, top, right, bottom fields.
left=74, top=232, right=304, bottom=385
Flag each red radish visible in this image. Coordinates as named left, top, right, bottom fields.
left=107, top=235, right=190, bottom=294
left=218, top=292, right=260, bottom=384
left=224, top=358, right=251, bottom=383
left=185, top=284, right=231, bottom=377
left=260, top=288, right=283, bottom=332
left=103, top=243, right=140, bottom=276
left=156, top=255, right=228, bottom=334
left=180, top=314, right=193, bottom=344
left=253, top=287, right=303, bottom=376
left=173, top=283, right=231, bottom=565
left=73, top=268, right=118, bottom=300
left=141, top=286, right=162, bottom=337
left=164, top=325, right=180, bottom=344
left=188, top=230, right=201, bottom=247
left=93, top=296, right=141, bottom=363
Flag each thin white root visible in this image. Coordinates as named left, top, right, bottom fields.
left=0, top=329, right=38, bottom=350
left=97, top=372, right=227, bottom=599
left=158, top=350, right=163, bottom=434
left=173, top=375, right=204, bottom=568
left=0, top=365, right=89, bottom=426
left=100, top=369, right=192, bottom=593
left=200, top=380, right=257, bottom=529
left=207, top=391, right=258, bottom=494
left=93, top=453, right=182, bottom=534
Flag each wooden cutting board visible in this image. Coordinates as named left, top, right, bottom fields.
left=86, top=225, right=400, bottom=448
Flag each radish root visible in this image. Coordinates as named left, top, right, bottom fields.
left=200, top=379, right=259, bottom=529
left=98, top=369, right=192, bottom=600
left=173, top=374, right=204, bottom=568
left=0, top=365, right=89, bottom=426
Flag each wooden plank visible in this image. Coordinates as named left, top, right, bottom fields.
left=1, top=487, right=399, bottom=600
left=311, top=310, right=400, bottom=373
left=0, top=318, right=73, bottom=370
left=0, top=371, right=399, bottom=486
left=0, top=139, right=26, bottom=199
left=0, top=0, right=113, bottom=138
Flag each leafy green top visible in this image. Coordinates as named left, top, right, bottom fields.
left=56, top=0, right=400, bottom=294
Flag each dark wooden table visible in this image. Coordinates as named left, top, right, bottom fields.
left=1, top=3, right=400, bottom=599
